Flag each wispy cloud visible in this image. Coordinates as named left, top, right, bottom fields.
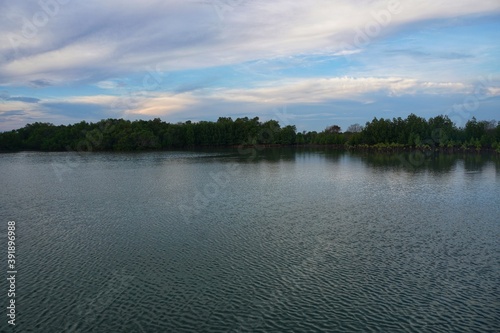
left=2, top=0, right=499, bottom=85
left=0, top=0, right=499, bottom=130
left=208, top=77, right=470, bottom=104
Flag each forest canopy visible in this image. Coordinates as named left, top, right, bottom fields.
left=0, top=114, right=499, bottom=152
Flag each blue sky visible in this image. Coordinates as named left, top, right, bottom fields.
left=1, top=0, right=499, bottom=132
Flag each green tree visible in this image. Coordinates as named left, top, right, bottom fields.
left=280, top=125, right=297, bottom=144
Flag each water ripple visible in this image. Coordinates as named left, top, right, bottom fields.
left=0, top=150, right=498, bottom=332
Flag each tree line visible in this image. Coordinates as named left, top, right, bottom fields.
left=0, top=114, right=499, bottom=152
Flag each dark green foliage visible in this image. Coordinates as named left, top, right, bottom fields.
left=0, top=117, right=296, bottom=151
left=280, top=125, right=297, bottom=144
left=0, top=114, right=497, bottom=152
left=355, top=114, right=497, bottom=149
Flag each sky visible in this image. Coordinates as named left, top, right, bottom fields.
left=1, top=0, right=499, bottom=132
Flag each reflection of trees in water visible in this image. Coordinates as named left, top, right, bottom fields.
left=319, top=148, right=343, bottom=163
left=238, top=146, right=344, bottom=163
left=193, top=147, right=499, bottom=172
left=260, top=147, right=296, bottom=162
left=350, top=151, right=498, bottom=174
left=463, top=154, right=489, bottom=173
left=494, top=155, right=500, bottom=173
left=228, top=147, right=298, bottom=163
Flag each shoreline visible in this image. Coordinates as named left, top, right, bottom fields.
left=1, top=144, right=499, bottom=154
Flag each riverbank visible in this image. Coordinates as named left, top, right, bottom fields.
left=2, top=143, right=499, bottom=154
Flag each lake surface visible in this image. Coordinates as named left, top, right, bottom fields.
left=1, top=148, right=499, bottom=332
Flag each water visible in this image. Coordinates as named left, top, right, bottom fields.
left=1, top=149, right=499, bottom=332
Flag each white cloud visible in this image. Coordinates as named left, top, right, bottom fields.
left=54, top=92, right=198, bottom=118
left=0, top=100, right=38, bottom=114
left=1, top=0, right=499, bottom=131
left=1, top=0, right=499, bottom=85
left=95, top=81, right=119, bottom=89
left=207, top=77, right=470, bottom=104
left=3, top=41, right=116, bottom=83
left=123, top=94, right=199, bottom=117
left=487, top=87, right=500, bottom=96
left=3, top=76, right=472, bottom=120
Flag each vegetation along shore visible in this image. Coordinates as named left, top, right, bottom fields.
left=0, top=114, right=499, bottom=153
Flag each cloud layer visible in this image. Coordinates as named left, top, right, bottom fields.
left=1, top=0, right=499, bottom=131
